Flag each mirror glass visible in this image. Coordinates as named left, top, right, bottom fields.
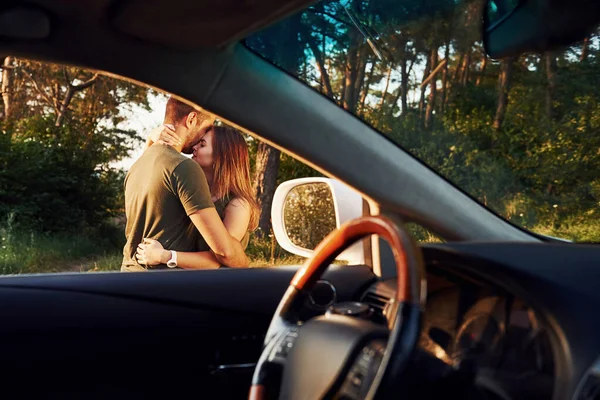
left=282, top=183, right=336, bottom=251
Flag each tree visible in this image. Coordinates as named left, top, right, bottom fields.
left=493, top=57, right=515, bottom=130
left=0, top=57, right=152, bottom=232
left=424, top=48, right=439, bottom=129
left=242, top=0, right=600, bottom=242
left=1, top=57, right=14, bottom=122
left=544, top=52, right=558, bottom=120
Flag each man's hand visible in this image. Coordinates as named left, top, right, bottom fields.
left=136, top=238, right=170, bottom=266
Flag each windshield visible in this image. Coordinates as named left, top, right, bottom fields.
left=245, top=0, right=600, bottom=242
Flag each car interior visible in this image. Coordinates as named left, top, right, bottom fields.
left=2, top=0, right=600, bottom=399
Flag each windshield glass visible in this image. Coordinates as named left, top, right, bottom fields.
left=245, top=0, right=600, bottom=242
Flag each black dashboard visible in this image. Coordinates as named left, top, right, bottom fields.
left=362, top=266, right=555, bottom=399
left=425, top=270, right=554, bottom=394
left=353, top=242, right=600, bottom=400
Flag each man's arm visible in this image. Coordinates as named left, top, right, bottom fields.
left=152, top=248, right=221, bottom=269
left=136, top=238, right=225, bottom=269
left=189, top=208, right=249, bottom=267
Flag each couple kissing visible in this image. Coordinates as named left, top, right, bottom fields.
left=121, top=96, right=258, bottom=271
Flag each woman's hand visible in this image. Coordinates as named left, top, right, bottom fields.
left=136, top=238, right=171, bottom=266
left=148, top=124, right=180, bottom=147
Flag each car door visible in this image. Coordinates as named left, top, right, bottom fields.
left=0, top=264, right=376, bottom=398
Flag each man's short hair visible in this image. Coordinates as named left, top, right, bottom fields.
left=164, top=96, right=213, bottom=125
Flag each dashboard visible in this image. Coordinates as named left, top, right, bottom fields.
left=361, top=265, right=556, bottom=399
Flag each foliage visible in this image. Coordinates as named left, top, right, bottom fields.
left=0, top=59, right=149, bottom=232
left=283, top=183, right=337, bottom=250
left=0, top=115, right=135, bottom=231
left=246, top=0, right=600, bottom=242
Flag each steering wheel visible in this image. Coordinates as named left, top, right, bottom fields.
left=249, top=215, right=425, bottom=400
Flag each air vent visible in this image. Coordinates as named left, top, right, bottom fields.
left=362, top=290, right=391, bottom=324
left=363, top=291, right=388, bottom=314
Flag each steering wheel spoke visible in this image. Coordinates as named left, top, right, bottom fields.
left=267, top=325, right=301, bottom=364
left=338, top=339, right=388, bottom=400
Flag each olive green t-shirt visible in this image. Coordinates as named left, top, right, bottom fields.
left=121, top=145, right=213, bottom=271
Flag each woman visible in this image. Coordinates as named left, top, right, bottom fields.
left=135, top=124, right=259, bottom=269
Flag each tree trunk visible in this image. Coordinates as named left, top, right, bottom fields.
left=476, top=55, right=488, bottom=86
left=378, top=66, right=393, bottom=113
left=425, top=48, right=438, bottom=129
left=460, top=51, right=471, bottom=86
left=55, top=87, right=75, bottom=127
left=401, top=55, right=417, bottom=116
left=55, top=69, right=99, bottom=127
left=545, top=53, right=558, bottom=121
left=452, top=53, right=465, bottom=83
left=1, top=56, right=14, bottom=121
left=359, top=64, right=375, bottom=112
left=440, top=43, right=450, bottom=113
left=400, top=59, right=409, bottom=116
left=581, top=37, right=590, bottom=62
left=493, top=57, right=515, bottom=130
left=306, top=36, right=334, bottom=98
left=353, top=46, right=369, bottom=109
left=253, top=142, right=281, bottom=238
left=340, top=55, right=347, bottom=106
left=343, top=28, right=361, bottom=112
left=419, top=52, right=433, bottom=121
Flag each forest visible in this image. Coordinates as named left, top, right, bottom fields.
left=247, top=0, right=600, bottom=242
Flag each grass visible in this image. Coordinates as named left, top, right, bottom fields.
left=6, top=216, right=600, bottom=276
left=17, top=215, right=592, bottom=275
left=0, top=224, right=306, bottom=275
left=530, top=215, right=600, bottom=242
left=245, top=234, right=306, bottom=267
left=69, top=253, right=124, bottom=273
left=0, top=223, right=124, bottom=274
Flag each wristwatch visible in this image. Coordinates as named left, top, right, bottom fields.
left=166, top=250, right=177, bottom=268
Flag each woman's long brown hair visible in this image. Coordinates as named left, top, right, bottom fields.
left=211, top=126, right=259, bottom=231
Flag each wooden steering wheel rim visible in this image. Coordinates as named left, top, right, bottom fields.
left=291, top=214, right=423, bottom=305
left=249, top=215, right=424, bottom=400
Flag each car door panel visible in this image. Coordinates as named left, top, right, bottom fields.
left=0, top=265, right=375, bottom=398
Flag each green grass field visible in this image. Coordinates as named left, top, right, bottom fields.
left=0, top=225, right=305, bottom=274
left=2, top=217, right=598, bottom=276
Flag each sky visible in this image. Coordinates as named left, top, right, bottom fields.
left=112, top=92, right=168, bottom=171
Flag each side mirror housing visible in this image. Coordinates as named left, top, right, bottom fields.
left=271, top=178, right=365, bottom=264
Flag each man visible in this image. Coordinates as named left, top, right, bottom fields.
left=121, top=96, right=248, bottom=271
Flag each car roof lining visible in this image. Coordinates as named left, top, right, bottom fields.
left=1, top=0, right=316, bottom=50
left=110, top=0, right=316, bottom=50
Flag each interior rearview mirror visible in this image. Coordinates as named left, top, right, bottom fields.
left=271, top=178, right=364, bottom=264
left=483, top=0, right=600, bottom=58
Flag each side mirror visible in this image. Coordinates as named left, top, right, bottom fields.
left=271, top=178, right=364, bottom=264
left=483, top=0, right=600, bottom=58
